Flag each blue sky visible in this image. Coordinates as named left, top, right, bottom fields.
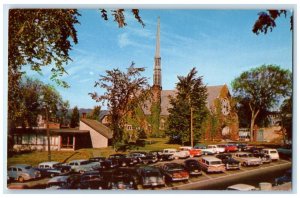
left=24, top=9, right=293, bottom=109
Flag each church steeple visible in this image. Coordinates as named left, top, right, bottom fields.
left=153, top=17, right=162, bottom=88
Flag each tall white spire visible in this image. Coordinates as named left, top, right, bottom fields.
left=153, top=17, right=162, bottom=88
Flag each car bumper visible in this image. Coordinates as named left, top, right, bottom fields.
left=171, top=177, right=189, bottom=181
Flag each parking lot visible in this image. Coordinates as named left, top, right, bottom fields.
left=7, top=155, right=292, bottom=190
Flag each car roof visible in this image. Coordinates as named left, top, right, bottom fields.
left=227, top=184, right=256, bottom=191
left=9, top=164, right=32, bottom=168
left=201, top=156, right=222, bottom=161
left=48, top=176, right=69, bottom=183
left=39, top=161, right=60, bottom=166
left=69, top=159, right=86, bottom=163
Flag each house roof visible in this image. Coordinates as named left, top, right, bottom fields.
left=80, top=118, right=113, bottom=139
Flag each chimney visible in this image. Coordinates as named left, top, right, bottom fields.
left=82, top=112, right=86, bottom=118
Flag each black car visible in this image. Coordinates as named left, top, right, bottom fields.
left=149, top=150, right=174, bottom=161
left=137, top=166, right=165, bottom=188
left=132, top=152, right=158, bottom=164
left=37, top=162, right=71, bottom=178
left=252, top=151, right=272, bottom=163
left=274, top=169, right=292, bottom=186
left=216, top=153, right=240, bottom=170
left=183, top=159, right=202, bottom=176
left=107, top=167, right=139, bottom=190
left=108, top=154, right=137, bottom=167
left=89, top=157, right=106, bottom=163
left=79, top=171, right=106, bottom=189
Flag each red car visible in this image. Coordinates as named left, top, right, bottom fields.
left=225, top=144, right=238, bottom=152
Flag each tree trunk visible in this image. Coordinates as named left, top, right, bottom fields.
left=249, top=103, right=259, bottom=142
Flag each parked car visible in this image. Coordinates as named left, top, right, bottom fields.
left=162, top=148, right=189, bottom=159
left=179, top=146, right=202, bottom=157
left=224, top=144, right=238, bottom=153
left=79, top=171, right=106, bottom=189
left=235, top=143, right=248, bottom=151
left=102, top=159, right=119, bottom=169
left=128, top=152, right=158, bottom=164
left=183, top=159, right=202, bottom=176
left=8, top=164, right=41, bottom=182
left=194, top=144, right=216, bottom=155
left=46, top=175, right=81, bottom=189
left=161, top=163, right=189, bottom=182
left=67, top=159, right=100, bottom=173
left=216, top=144, right=226, bottom=153
left=226, top=184, right=256, bottom=191
left=233, top=152, right=262, bottom=167
left=274, top=169, right=292, bottom=186
left=88, top=157, right=106, bottom=163
left=262, top=149, right=280, bottom=161
left=137, top=166, right=165, bottom=188
left=37, top=161, right=71, bottom=178
left=215, top=153, right=240, bottom=170
left=277, top=144, right=292, bottom=160
left=149, top=150, right=174, bottom=161
left=252, top=151, right=272, bottom=163
left=207, top=145, right=223, bottom=153
left=108, top=154, right=137, bottom=167
left=107, top=167, right=139, bottom=190
left=199, top=156, right=226, bottom=173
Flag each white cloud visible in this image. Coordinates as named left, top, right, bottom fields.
left=118, top=33, right=132, bottom=48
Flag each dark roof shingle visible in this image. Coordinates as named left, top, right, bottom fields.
left=80, top=118, right=113, bottom=139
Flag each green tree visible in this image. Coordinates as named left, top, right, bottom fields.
left=166, top=68, right=208, bottom=145
left=280, top=96, right=292, bottom=142
left=87, top=106, right=101, bottom=120
left=8, top=9, right=144, bottom=133
left=89, top=62, right=150, bottom=146
left=231, top=65, right=292, bottom=141
left=70, top=106, right=80, bottom=128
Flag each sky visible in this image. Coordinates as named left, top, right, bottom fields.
left=23, top=9, right=293, bottom=109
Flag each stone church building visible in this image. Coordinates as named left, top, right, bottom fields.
left=101, top=18, right=239, bottom=142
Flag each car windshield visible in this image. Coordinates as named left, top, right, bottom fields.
left=270, top=151, right=277, bottom=153
left=144, top=171, right=160, bottom=177
left=186, top=161, right=199, bottom=166
left=25, top=166, right=32, bottom=169
left=80, top=161, right=89, bottom=165
left=210, top=161, right=221, bottom=165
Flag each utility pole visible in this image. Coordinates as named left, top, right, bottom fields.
left=45, top=106, right=51, bottom=161
left=191, top=105, right=194, bottom=147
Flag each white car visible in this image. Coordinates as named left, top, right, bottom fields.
left=262, top=149, right=280, bottom=161
left=233, top=152, right=262, bottom=166
left=162, top=148, right=189, bottom=159
left=227, top=184, right=256, bottom=191
left=67, top=159, right=100, bottom=173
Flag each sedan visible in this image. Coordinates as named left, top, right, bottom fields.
left=137, top=166, right=165, bottom=188
left=184, top=159, right=202, bottom=176
left=161, top=163, right=189, bottom=182
left=8, top=164, right=41, bottom=182
left=215, top=153, right=240, bottom=170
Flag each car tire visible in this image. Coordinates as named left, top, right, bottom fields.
left=242, top=162, right=247, bottom=167
left=204, top=152, right=208, bottom=156
left=18, top=176, right=24, bottom=183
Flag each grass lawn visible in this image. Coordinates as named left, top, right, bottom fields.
left=7, top=138, right=281, bottom=167
left=7, top=138, right=181, bottom=167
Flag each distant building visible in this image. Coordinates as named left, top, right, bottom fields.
left=12, top=114, right=112, bottom=152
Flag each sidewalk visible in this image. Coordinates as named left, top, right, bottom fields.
left=272, top=182, right=292, bottom=191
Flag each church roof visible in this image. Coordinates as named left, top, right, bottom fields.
left=144, top=85, right=226, bottom=116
